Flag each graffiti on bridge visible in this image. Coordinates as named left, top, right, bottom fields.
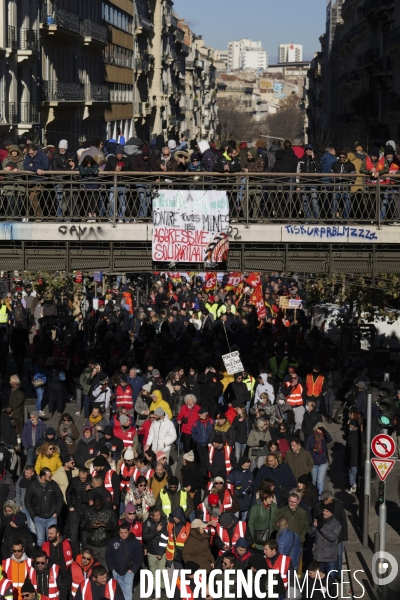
left=284, top=225, right=379, bottom=241
left=58, top=225, right=104, bottom=241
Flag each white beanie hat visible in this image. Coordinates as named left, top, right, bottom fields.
left=58, top=139, right=68, bottom=150
left=168, top=140, right=177, bottom=150
left=124, top=447, right=135, bottom=460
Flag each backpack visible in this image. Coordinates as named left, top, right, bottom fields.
left=13, top=305, right=24, bottom=322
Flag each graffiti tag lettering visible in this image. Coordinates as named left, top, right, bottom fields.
left=284, top=225, right=378, bottom=241
left=58, top=225, right=104, bottom=241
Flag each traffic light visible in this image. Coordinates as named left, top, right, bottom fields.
left=378, top=481, right=385, bottom=504
left=377, top=382, right=395, bottom=428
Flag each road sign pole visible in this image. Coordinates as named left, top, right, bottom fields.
left=379, top=481, right=386, bottom=553
left=362, top=393, right=372, bottom=546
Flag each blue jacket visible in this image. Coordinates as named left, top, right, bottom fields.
left=253, top=464, right=297, bottom=507
left=105, top=532, right=143, bottom=575
left=22, top=419, right=47, bottom=450
left=127, top=375, right=145, bottom=402
left=227, top=466, right=254, bottom=510
left=321, top=152, right=337, bottom=183
left=192, top=417, right=214, bottom=445
left=305, top=431, right=332, bottom=465
left=23, top=149, right=49, bottom=173
left=276, top=528, right=301, bottom=569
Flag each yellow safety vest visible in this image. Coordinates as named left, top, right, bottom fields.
left=0, top=306, right=8, bottom=323
left=243, top=376, right=256, bottom=397
left=217, top=304, right=237, bottom=318
left=270, top=357, right=288, bottom=380
left=159, top=489, right=187, bottom=517
left=205, top=302, right=219, bottom=319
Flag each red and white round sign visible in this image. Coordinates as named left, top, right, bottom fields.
left=371, top=434, right=395, bottom=459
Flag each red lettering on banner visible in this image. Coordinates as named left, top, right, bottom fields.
left=153, top=228, right=209, bottom=247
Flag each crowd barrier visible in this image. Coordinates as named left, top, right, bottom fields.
left=0, top=171, right=398, bottom=228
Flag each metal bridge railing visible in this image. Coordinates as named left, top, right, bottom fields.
left=0, top=172, right=397, bottom=227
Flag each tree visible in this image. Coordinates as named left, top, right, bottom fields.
left=215, top=97, right=260, bottom=143
left=266, top=95, right=305, bottom=143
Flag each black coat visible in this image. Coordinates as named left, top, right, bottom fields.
left=224, top=381, right=250, bottom=406
left=345, top=428, right=364, bottom=468
left=0, top=471, right=15, bottom=507
left=142, top=514, right=168, bottom=555
left=1, top=413, right=17, bottom=446
left=25, top=478, right=64, bottom=519
left=74, top=435, right=98, bottom=469
left=301, top=410, right=322, bottom=440
left=82, top=505, right=118, bottom=547
left=66, top=475, right=91, bottom=513
left=34, top=434, right=68, bottom=457
left=1, top=521, right=36, bottom=558
left=272, top=148, right=298, bottom=174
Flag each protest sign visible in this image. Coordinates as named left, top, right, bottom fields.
left=152, top=190, right=229, bottom=263
left=222, top=351, right=244, bottom=375
left=288, top=299, right=303, bottom=309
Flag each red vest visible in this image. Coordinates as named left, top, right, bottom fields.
left=42, top=540, right=73, bottom=569
left=216, top=521, right=246, bottom=555
left=70, top=559, right=96, bottom=597
left=365, top=156, right=385, bottom=172
left=0, top=577, right=14, bottom=600
left=284, top=381, right=304, bottom=407
left=114, top=425, right=137, bottom=448
left=166, top=521, right=191, bottom=560
left=176, top=578, right=195, bottom=600
left=208, top=445, right=233, bottom=473
left=306, top=374, right=324, bottom=397
left=31, top=564, right=60, bottom=599
left=266, top=554, right=291, bottom=588
left=118, top=519, right=143, bottom=544
left=80, top=579, right=117, bottom=600
left=115, top=384, right=133, bottom=411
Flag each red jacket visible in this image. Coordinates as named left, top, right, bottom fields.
left=177, top=403, right=200, bottom=434
left=224, top=406, right=237, bottom=424
left=113, top=419, right=137, bottom=448
left=139, top=419, right=152, bottom=445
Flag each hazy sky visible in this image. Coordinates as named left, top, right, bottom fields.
left=171, top=0, right=327, bottom=63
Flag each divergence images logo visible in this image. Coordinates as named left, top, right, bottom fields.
left=372, top=552, right=398, bottom=586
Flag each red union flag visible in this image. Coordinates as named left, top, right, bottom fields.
left=246, top=272, right=261, bottom=289
left=250, top=283, right=266, bottom=320
left=225, top=272, right=243, bottom=291
left=167, top=272, right=182, bottom=284
left=204, top=272, right=217, bottom=291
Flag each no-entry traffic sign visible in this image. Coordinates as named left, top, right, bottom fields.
left=371, top=434, right=396, bottom=459
left=371, top=458, right=395, bottom=481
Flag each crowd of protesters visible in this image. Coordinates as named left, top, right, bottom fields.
left=0, top=271, right=365, bottom=600
left=1, top=135, right=399, bottom=222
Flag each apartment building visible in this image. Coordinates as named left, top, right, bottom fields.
left=308, top=0, right=400, bottom=147
left=0, top=0, right=40, bottom=141
left=0, top=0, right=218, bottom=147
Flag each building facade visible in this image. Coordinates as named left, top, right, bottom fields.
left=307, top=0, right=400, bottom=148
left=278, top=43, right=303, bottom=64
left=0, top=0, right=218, bottom=148
left=227, top=39, right=268, bottom=72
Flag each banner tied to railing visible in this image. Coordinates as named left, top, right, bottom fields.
left=152, top=190, right=229, bottom=263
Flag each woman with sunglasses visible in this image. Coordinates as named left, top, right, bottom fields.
left=34, top=441, right=62, bottom=475
left=57, top=413, right=79, bottom=454
left=125, top=475, right=155, bottom=521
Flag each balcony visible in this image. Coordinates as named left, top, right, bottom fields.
left=0, top=103, right=16, bottom=125
left=180, top=43, right=190, bottom=56
left=84, top=84, right=109, bottom=102
left=186, top=61, right=195, bottom=70
left=42, top=81, right=85, bottom=103
left=136, top=14, right=153, bottom=35
left=18, top=29, right=39, bottom=52
left=175, top=29, right=184, bottom=43
left=7, top=26, right=16, bottom=51
left=18, top=103, right=39, bottom=124
left=41, top=3, right=80, bottom=36
left=80, top=20, right=107, bottom=44
left=133, top=102, right=151, bottom=117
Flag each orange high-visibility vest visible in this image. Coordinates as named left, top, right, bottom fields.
left=70, top=559, right=96, bottom=597
left=284, top=382, right=304, bottom=407
left=365, top=156, right=385, bottom=172
left=165, top=521, right=191, bottom=560
left=208, top=445, right=233, bottom=473
left=306, top=374, right=324, bottom=397
left=2, top=558, right=33, bottom=600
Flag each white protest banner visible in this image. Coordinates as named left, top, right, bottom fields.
left=222, top=351, right=244, bottom=375
left=152, top=190, right=229, bottom=263
left=288, top=299, right=303, bottom=309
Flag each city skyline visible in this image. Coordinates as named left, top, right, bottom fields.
left=171, top=0, right=326, bottom=63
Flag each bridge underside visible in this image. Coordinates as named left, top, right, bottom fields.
left=1, top=241, right=400, bottom=278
